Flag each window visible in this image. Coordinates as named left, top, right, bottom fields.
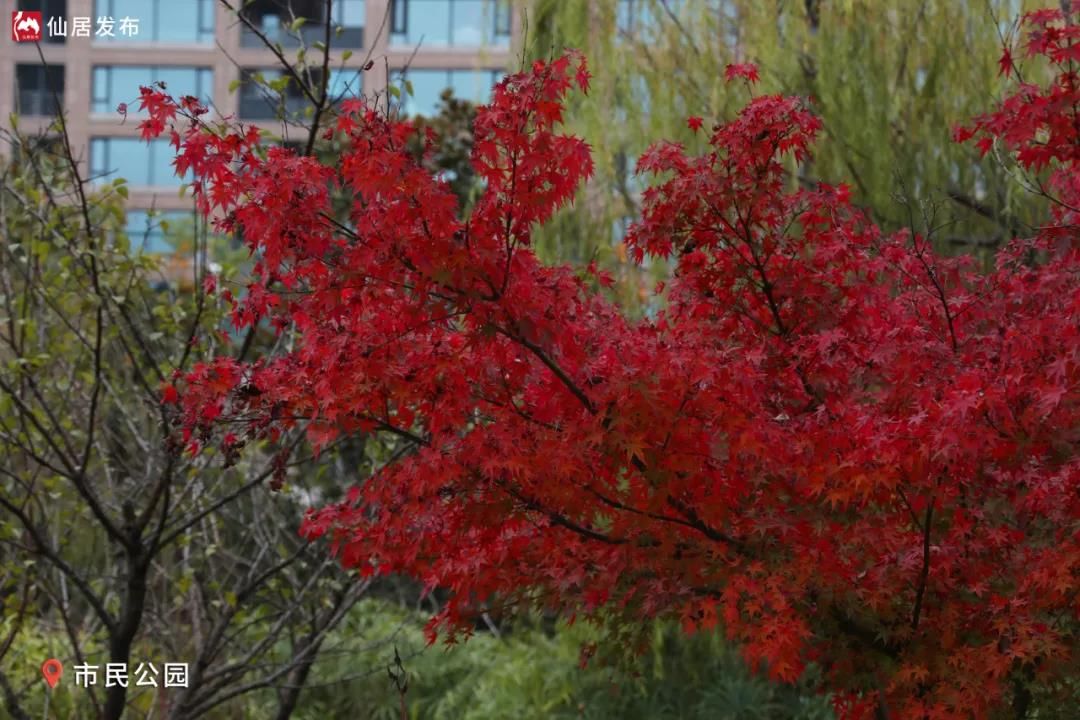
left=124, top=209, right=195, bottom=253
left=240, top=0, right=364, bottom=48
left=494, top=1, right=511, bottom=36
left=390, top=0, right=510, bottom=49
left=391, top=0, right=407, bottom=34
left=18, top=0, right=66, bottom=43
left=10, top=136, right=65, bottom=169
left=397, top=68, right=501, bottom=117
left=92, top=66, right=212, bottom=114
left=94, top=0, right=215, bottom=44
left=15, top=65, right=64, bottom=117
left=235, top=66, right=360, bottom=121
left=90, top=137, right=186, bottom=187
left=328, top=69, right=363, bottom=102
left=238, top=68, right=312, bottom=120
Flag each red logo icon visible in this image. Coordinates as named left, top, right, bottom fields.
left=12, top=11, right=43, bottom=42
left=41, top=658, right=63, bottom=688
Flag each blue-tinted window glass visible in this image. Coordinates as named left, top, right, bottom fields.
left=91, top=67, right=109, bottom=110
left=400, top=68, right=499, bottom=116
left=92, top=66, right=212, bottom=114
left=91, top=138, right=184, bottom=187
left=459, top=69, right=497, bottom=104
left=454, top=0, right=484, bottom=46
left=260, top=13, right=282, bottom=37
left=157, top=67, right=197, bottom=95
left=147, top=139, right=183, bottom=186
left=337, top=0, right=365, bottom=26
left=125, top=209, right=193, bottom=253
left=328, top=69, right=362, bottom=101
left=95, top=0, right=213, bottom=43
left=392, top=0, right=451, bottom=47
left=448, top=69, right=492, bottom=104
left=91, top=138, right=149, bottom=185
left=492, top=0, right=511, bottom=43
left=15, top=64, right=64, bottom=116
left=402, top=69, right=448, bottom=116
left=103, top=0, right=142, bottom=27
left=237, top=67, right=312, bottom=119
left=95, top=0, right=143, bottom=39
left=119, top=139, right=151, bottom=186
left=198, top=0, right=215, bottom=39
left=391, top=0, right=507, bottom=48
left=89, top=138, right=105, bottom=178
left=156, top=2, right=196, bottom=41
left=105, top=66, right=142, bottom=111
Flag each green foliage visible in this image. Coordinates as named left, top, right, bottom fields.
left=405, top=89, right=484, bottom=212
left=0, top=134, right=375, bottom=720
left=294, top=601, right=834, bottom=720
left=523, top=0, right=1046, bottom=293
left=0, top=617, right=82, bottom=719
left=0, top=599, right=833, bottom=719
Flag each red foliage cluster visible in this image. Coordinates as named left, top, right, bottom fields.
left=145, top=13, right=1080, bottom=718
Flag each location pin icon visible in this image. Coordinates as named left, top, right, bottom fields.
left=41, top=659, right=62, bottom=689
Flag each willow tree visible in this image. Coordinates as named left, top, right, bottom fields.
left=523, top=0, right=1042, bottom=300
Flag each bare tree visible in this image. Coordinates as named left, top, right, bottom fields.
left=0, top=2, right=400, bottom=718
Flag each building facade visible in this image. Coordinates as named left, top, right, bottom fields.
left=2, top=0, right=515, bottom=249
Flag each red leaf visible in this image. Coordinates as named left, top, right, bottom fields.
left=157, top=41, right=1080, bottom=718
left=724, top=62, right=760, bottom=84
left=998, top=46, right=1014, bottom=77
left=160, top=383, right=179, bottom=405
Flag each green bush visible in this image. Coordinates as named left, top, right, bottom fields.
left=294, top=600, right=835, bottom=720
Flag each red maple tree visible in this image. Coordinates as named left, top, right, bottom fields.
left=148, top=10, right=1079, bottom=718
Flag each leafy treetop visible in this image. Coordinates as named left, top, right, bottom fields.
left=142, top=13, right=1079, bottom=718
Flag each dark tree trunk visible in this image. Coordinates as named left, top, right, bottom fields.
left=273, top=646, right=320, bottom=720
left=104, top=549, right=149, bottom=720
